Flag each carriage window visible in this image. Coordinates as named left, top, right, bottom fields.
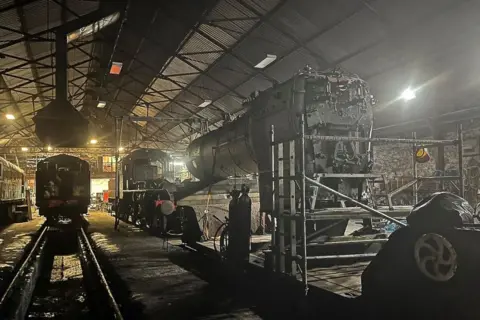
left=102, top=156, right=116, bottom=172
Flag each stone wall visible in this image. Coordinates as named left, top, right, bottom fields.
left=372, top=121, right=480, bottom=203
left=373, top=143, right=459, bottom=180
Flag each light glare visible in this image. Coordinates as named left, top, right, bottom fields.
left=5, top=114, right=15, bottom=120
left=198, top=100, right=212, bottom=108
left=21, top=147, right=28, bottom=151
left=400, top=87, right=416, bottom=101
left=254, top=54, right=277, bottom=69
left=90, top=139, right=98, bottom=144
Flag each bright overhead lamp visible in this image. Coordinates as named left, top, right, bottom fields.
left=21, top=147, right=28, bottom=151
left=400, top=87, right=416, bottom=101
left=173, top=161, right=184, bottom=166
left=118, top=147, right=124, bottom=152
left=198, top=100, right=212, bottom=108
left=97, top=101, right=107, bottom=108
left=47, top=145, right=52, bottom=151
left=5, top=114, right=15, bottom=120
left=254, top=54, right=277, bottom=69
left=109, top=62, right=123, bottom=75
left=90, top=139, right=98, bottom=144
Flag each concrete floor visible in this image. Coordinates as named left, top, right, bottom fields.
left=85, top=211, right=265, bottom=319
left=0, top=213, right=44, bottom=282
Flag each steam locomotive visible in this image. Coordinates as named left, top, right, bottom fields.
left=35, top=154, right=90, bottom=224
left=116, top=67, right=374, bottom=241
left=187, top=67, right=374, bottom=236
left=117, top=149, right=178, bottom=231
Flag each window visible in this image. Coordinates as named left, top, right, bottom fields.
left=102, top=156, right=116, bottom=173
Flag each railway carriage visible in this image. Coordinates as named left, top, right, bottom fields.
left=35, top=154, right=90, bottom=224
left=0, top=155, right=26, bottom=222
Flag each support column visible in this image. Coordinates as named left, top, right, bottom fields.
left=55, top=32, right=68, bottom=100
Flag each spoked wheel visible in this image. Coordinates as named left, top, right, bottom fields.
left=219, top=226, right=229, bottom=259
left=414, top=233, right=458, bottom=282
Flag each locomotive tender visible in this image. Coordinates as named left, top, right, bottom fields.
left=35, top=154, right=90, bottom=223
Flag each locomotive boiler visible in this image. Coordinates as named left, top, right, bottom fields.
left=35, top=154, right=90, bottom=224
left=187, top=67, right=374, bottom=234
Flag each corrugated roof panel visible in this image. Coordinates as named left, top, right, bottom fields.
left=292, top=0, right=363, bottom=32
left=132, top=105, right=149, bottom=117
left=190, top=76, right=226, bottom=99
left=0, top=6, right=20, bottom=38
left=166, top=73, right=200, bottom=86
left=150, top=100, right=169, bottom=111
left=215, top=94, right=243, bottom=114
left=22, top=0, right=99, bottom=33
left=241, top=0, right=281, bottom=15
left=179, top=31, right=222, bottom=54
left=174, top=90, right=203, bottom=110
left=234, top=74, right=272, bottom=97
left=155, top=89, right=182, bottom=100
left=208, top=0, right=257, bottom=20
left=162, top=57, right=200, bottom=77
left=198, top=23, right=238, bottom=48
left=208, top=17, right=258, bottom=39
left=0, top=43, right=27, bottom=69
left=265, top=47, right=327, bottom=82
left=233, top=22, right=296, bottom=66
left=306, top=8, right=386, bottom=63
left=196, top=106, right=221, bottom=120
left=181, top=55, right=210, bottom=71
left=150, top=78, right=181, bottom=92
left=269, top=2, right=318, bottom=42
left=207, top=54, right=252, bottom=88
left=371, top=0, right=456, bottom=30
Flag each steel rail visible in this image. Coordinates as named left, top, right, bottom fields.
left=79, top=227, right=123, bottom=319
left=0, top=223, right=47, bottom=308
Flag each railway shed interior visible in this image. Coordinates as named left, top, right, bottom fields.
left=1, top=0, right=480, bottom=319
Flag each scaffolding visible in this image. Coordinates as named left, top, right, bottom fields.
left=270, top=115, right=464, bottom=294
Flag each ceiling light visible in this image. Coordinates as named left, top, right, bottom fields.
left=5, top=114, right=15, bottom=120
left=47, top=145, right=52, bottom=151
left=97, top=101, right=106, bottom=108
left=254, top=54, right=277, bottom=69
left=173, top=161, right=184, bottom=166
left=400, top=87, right=416, bottom=101
left=118, top=147, right=124, bottom=152
left=109, top=62, right=123, bottom=75
left=198, top=100, right=212, bottom=108
left=90, top=139, right=98, bottom=144
left=21, top=147, right=28, bottom=151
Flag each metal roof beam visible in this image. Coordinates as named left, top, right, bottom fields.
left=15, top=0, right=48, bottom=107
left=155, top=0, right=288, bottom=143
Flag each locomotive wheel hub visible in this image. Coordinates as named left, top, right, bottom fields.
left=414, top=233, right=457, bottom=282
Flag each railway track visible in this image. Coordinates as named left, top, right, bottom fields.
left=0, top=221, right=123, bottom=319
